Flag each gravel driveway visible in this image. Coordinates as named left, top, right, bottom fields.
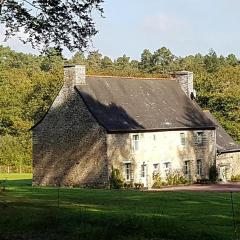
left=150, top=183, right=240, bottom=192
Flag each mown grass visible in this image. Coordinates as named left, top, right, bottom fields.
left=0, top=174, right=240, bottom=240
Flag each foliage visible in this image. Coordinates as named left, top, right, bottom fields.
left=0, top=45, right=239, bottom=171
left=209, top=166, right=218, bottom=182
left=109, top=167, right=123, bottom=189
left=0, top=0, right=104, bottom=52
left=166, top=170, right=189, bottom=185
left=134, top=183, right=144, bottom=189
left=230, top=175, right=240, bottom=182
left=152, top=173, right=163, bottom=188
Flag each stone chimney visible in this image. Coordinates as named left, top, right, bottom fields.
left=174, top=71, right=196, bottom=99
left=63, top=65, right=86, bottom=87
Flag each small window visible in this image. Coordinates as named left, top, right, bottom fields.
left=163, top=162, right=171, bottom=174
left=196, top=132, right=204, bottom=145
left=153, top=134, right=156, bottom=141
left=197, top=159, right=202, bottom=176
left=153, top=163, right=159, bottom=175
left=180, top=133, right=186, bottom=146
left=184, top=161, right=190, bottom=176
left=141, top=164, right=146, bottom=177
left=132, top=134, right=139, bottom=152
left=164, top=162, right=171, bottom=170
left=125, top=163, right=131, bottom=181
left=153, top=163, right=159, bottom=170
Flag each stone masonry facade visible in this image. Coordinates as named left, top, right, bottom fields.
left=108, top=130, right=216, bottom=188
left=32, top=66, right=108, bottom=187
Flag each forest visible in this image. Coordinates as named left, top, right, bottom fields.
left=0, top=46, right=239, bottom=172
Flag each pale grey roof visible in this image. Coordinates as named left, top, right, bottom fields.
left=75, top=76, right=215, bottom=133
left=204, top=110, right=240, bottom=153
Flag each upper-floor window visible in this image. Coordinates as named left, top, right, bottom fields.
left=153, top=134, right=156, bottom=141
left=180, top=133, right=186, bottom=146
left=132, top=134, right=139, bottom=152
left=196, top=132, right=204, bottom=145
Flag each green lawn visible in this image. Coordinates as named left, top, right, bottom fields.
left=0, top=174, right=240, bottom=240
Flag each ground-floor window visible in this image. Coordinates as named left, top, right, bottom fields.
left=164, top=162, right=171, bottom=170
left=153, top=163, right=159, bottom=176
left=141, top=164, right=146, bottom=178
left=184, top=161, right=190, bottom=176
left=196, top=159, right=202, bottom=176
left=124, top=163, right=131, bottom=181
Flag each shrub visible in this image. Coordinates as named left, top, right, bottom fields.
left=152, top=173, right=163, bottom=188
left=166, top=170, right=189, bottom=185
left=109, top=167, right=124, bottom=189
left=123, top=181, right=134, bottom=189
left=209, top=166, right=218, bottom=182
left=134, top=183, right=144, bottom=189
left=231, top=175, right=240, bottom=182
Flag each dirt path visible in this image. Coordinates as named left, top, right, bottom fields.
left=150, top=183, right=240, bottom=192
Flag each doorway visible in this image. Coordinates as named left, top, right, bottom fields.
left=141, top=163, right=147, bottom=187
left=219, top=166, right=227, bottom=182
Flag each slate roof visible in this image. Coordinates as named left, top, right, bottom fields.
left=75, top=76, right=215, bottom=133
left=204, top=110, right=240, bottom=153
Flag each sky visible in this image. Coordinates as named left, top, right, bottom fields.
left=1, top=0, right=240, bottom=60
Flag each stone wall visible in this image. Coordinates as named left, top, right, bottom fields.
left=32, top=66, right=108, bottom=187
left=107, top=130, right=216, bottom=188
left=216, top=152, right=240, bottom=181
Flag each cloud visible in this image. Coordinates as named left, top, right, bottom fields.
left=142, top=14, right=188, bottom=35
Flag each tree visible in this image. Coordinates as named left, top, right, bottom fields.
left=87, top=50, right=102, bottom=72
left=0, top=0, right=104, bottom=52
left=139, top=49, right=153, bottom=73
left=152, top=47, right=175, bottom=73
left=101, top=56, right=113, bottom=71
left=226, top=54, right=239, bottom=67
left=115, top=54, right=130, bottom=71
left=204, top=49, right=220, bottom=73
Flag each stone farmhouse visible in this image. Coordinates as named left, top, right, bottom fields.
left=32, top=65, right=240, bottom=188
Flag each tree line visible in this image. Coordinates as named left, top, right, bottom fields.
left=0, top=46, right=239, bottom=171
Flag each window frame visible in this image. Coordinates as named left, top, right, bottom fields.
left=180, top=132, right=186, bottom=146
left=196, top=159, right=202, bottom=176
left=184, top=160, right=190, bottom=176
left=125, top=163, right=131, bottom=181
left=196, top=131, right=204, bottom=145
left=132, top=134, right=140, bottom=152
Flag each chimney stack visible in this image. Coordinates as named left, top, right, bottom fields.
left=63, top=65, right=86, bottom=87
left=174, top=71, right=196, bottom=99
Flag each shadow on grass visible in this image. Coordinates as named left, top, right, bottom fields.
left=3, top=179, right=32, bottom=187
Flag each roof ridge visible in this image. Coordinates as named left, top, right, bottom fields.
left=86, top=74, right=175, bottom=80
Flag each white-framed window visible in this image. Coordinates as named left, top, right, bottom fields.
left=184, top=160, right=190, bottom=176
left=195, top=132, right=204, bottom=145
left=163, top=162, right=171, bottom=175
left=141, top=164, right=146, bottom=178
left=180, top=132, right=186, bottom=146
left=164, top=162, right=171, bottom=170
left=153, top=163, right=159, bottom=175
left=196, top=159, right=202, bottom=176
left=132, top=134, right=139, bottom=152
left=124, top=163, right=131, bottom=181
